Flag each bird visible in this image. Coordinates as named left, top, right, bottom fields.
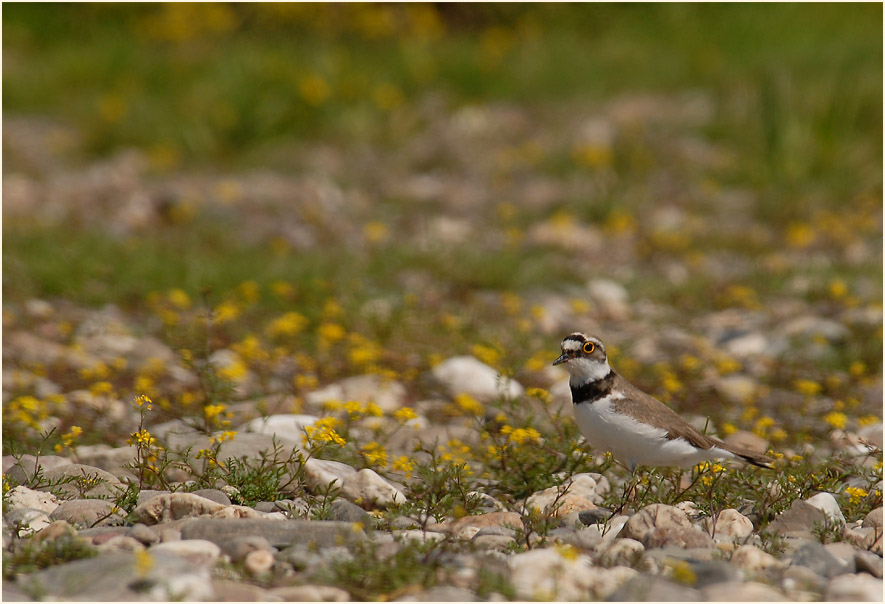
left=553, top=332, right=773, bottom=472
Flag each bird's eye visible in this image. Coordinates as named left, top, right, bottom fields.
left=582, top=341, right=595, bottom=354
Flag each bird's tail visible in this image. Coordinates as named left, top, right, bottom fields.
left=731, top=448, right=774, bottom=469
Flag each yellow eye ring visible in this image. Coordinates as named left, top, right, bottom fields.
left=583, top=341, right=595, bottom=354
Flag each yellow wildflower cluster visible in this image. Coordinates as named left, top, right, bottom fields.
left=347, top=332, right=384, bottom=368
left=266, top=311, right=309, bottom=339
left=209, top=430, right=237, bottom=445
left=823, top=411, right=848, bottom=431
left=360, top=441, right=388, bottom=468
left=526, top=387, right=552, bottom=405
left=393, top=407, right=418, bottom=424
left=318, top=322, right=347, bottom=350
left=794, top=379, right=822, bottom=397
left=55, top=426, right=83, bottom=454
left=128, top=429, right=157, bottom=448
left=501, top=425, right=541, bottom=445
left=391, top=455, right=416, bottom=476
left=452, top=393, right=484, bottom=416
left=440, top=438, right=472, bottom=467
left=304, top=417, right=347, bottom=447
left=471, top=343, right=502, bottom=367
left=844, top=486, right=868, bottom=504
left=5, top=395, right=52, bottom=430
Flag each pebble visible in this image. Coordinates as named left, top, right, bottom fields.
left=472, top=534, right=515, bottom=551
left=341, top=468, right=406, bottom=508
left=305, top=373, right=407, bottom=413
left=862, top=506, right=882, bottom=529
left=126, top=523, right=159, bottom=545
left=701, top=580, right=789, bottom=601
left=242, top=413, right=320, bottom=443
left=269, top=584, right=351, bottom=601
left=303, top=458, right=357, bottom=492
left=219, top=535, right=274, bottom=562
left=211, top=579, right=281, bottom=602
left=327, top=499, right=372, bottom=523
left=178, top=518, right=365, bottom=549
left=765, top=498, right=829, bottom=539
left=525, top=486, right=597, bottom=517
left=824, top=573, right=883, bottom=601
left=6, top=485, right=60, bottom=514
left=705, top=508, right=754, bottom=542
left=191, top=488, right=232, bottom=506
left=729, top=544, right=784, bottom=571
left=150, top=539, right=222, bottom=565
left=610, top=574, right=703, bottom=601
left=806, top=492, right=846, bottom=525
left=36, top=463, right=126, bottom=499
left=244, top=549, right=276, bottom=575
left=5, top=507, right=53, bottom=536
left=431, top=356, right=524, bottom=402
left=597, top=537, right=645, bottom=568
left=50, top=499, right=122, bottom=527
left=787, top=542, right=852, bottom=579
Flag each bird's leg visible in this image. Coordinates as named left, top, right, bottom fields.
left=611, top=463, right=641, bottom=516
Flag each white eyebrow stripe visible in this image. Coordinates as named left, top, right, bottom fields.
left=562, top=340, right=583, bottom=352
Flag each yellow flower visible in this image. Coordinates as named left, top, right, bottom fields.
left=714, top=356, right=741, bottom=375
left=786, top=222, right=816, bottom=248
left=364, top=401, right=383, bottom=417
left=508, top=427, right=541, bottom=445
left=720, top=422, right=737, bottom=436
left=271, top=281, right=296, bottom=300
left=844, top=486, right=868, bottom=504
left=453, top=393, right=484, bottom=416
left=823, top=411, right=848, bottom=431
left=213, top=300, right=241, bottom=323
left=217, top=359, right=248, bottom=382
left=525, top=350, right=552, bottom=372
left=849, top=361, right=867, bottom=378
left=526, top=387, right=552, bottom=405
left=134, top=394, right=153, bottom=410
left=266, top=312, right=309, bottom=339
left=318, top=322, right=346, bottom=348
left=128, top=429, right=157, bottom=447
left=472, top=343, right=501, bottom=367
left=89, top=381, right=114, bottom=396
left=204, top=404, right=226, bottom=420
left=167, top=288, right=192, bottom=310
left=361, top=441, right=388, bottom=468
left=299, top=73, right=331, bottom=106
left=303, top=416, right=346, bottom=447
left=394, top=407, right=418, bottom=423
left=392, top=455, right=416, bottom=475
left=794, top=379, right=822, bottom=397
left=828, top=279, right=848, bottom=299
left=858, top=415, right=880, bottom=427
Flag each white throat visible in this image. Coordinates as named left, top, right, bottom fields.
left=565, top=357, right=611, bottom=386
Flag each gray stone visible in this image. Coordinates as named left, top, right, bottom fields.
left=50, top=499, right=122, bottom=528
left=328, top=499, right=371, bottom=523
left=787, top=542, right=852, bottom=579
left=136, top=489, right=169, bottom=505
left=72, top=444, right=138, bottom=479
left=578, top=507, right=611, bottom=526
left=127, top=523, right=159, bottom=545
left=687, top=560, right=739, bottom=588
left=825, top=573, right=883, bottom=601
left=765, top=499, right=828, bottom=538
left=5, top=508, right=52, bottom=536
left=609, top=574, right=703, bottom=601
left=472, top=534, right=515, bottom=551
left=4, top=455, right=73, bottom=485
left=219, top=535, right=274, bottom=562
left=729, top=545, right=783, bottom=571
left=179, top=518, right=365, bottom=549
left=855, top=549, right=883, bottom=578
left=863, top=507, right=882, bottom=529
left=36, top=463, right=125, bottom=499
left=17, top=550, right=214, bottom=601
left=191, top=488, right=232, bottom=506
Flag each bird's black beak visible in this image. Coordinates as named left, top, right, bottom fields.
left=552, top=353, right=568, bottom=366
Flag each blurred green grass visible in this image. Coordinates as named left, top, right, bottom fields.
left=3, top=3, right=882, bottom=315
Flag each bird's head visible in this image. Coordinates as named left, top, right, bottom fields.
left=553, top=332, right=611, bottom=383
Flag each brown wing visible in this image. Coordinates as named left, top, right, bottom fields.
left=612, top=377, right=773, bottom=468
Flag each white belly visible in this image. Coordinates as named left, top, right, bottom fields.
left=573, top=395, right=735, bottom=469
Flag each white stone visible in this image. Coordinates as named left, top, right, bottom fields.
left=825, top=574, right=883, bottom=602
left=806, top=492, right=846, bottom=525
left=706, top=508, right=754, bottom=542
left=508, top=547, right=636, bottom=600
left=713, top=375, right=759, bottom=404
left=303, top=458, right=357, bottom=493
left=244, top=549, right=275, bottom=575
left=597, top=538, right=645, bottom=568
left=242, top=414, right=319, bottom=443
left=341, top=468, right=405, bottom=508
left=305, top=374, right=407, bottom=413
left=150, top=539, right=221, bottom=565
left=586, top=279, right=630, bottom=319
left=7, top=486, right=60, bottom=514
left=431, top=356, right=524, bottom=402
left=702, top=580, right=789, bottom=601
left=729, top=545, right=784, bottom=571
